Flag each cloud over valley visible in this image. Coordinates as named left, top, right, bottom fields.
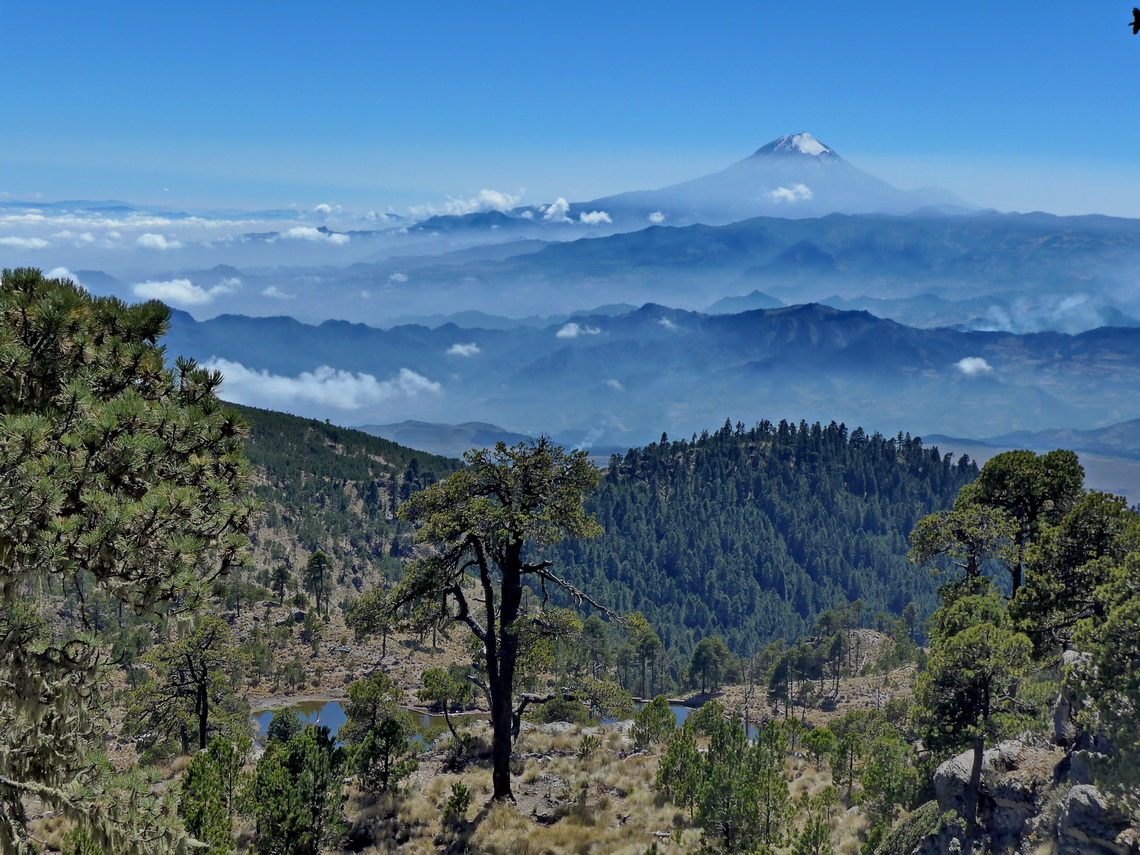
left=206, top=359, right=442, bottom=412
left=132, top=277, right=236, bottom=306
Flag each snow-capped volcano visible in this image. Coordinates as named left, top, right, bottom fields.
left=583, top=133, right=971, bottom=226
left=752, top=132, right=837, bottom=160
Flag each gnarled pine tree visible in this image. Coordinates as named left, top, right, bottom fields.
left=0, top=268, right=254, bottom=854
left=381, top=438, right=603, bottom=800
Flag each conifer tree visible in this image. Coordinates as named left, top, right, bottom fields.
left=247, top=726, right=345, bottom=855
left=372, top=438, right=603, bottom=800
left=913, top=579, right=1032, bottom=829
left=0, top=268, right=254, bottom=854
left=303, top=550, right=332, bottom=617
left=124, top=614, right=250, bottom=757
left=178, top=736, right=250, bottom=855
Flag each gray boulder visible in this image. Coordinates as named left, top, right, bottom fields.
left=1055, top=784, right=1135, bottom=855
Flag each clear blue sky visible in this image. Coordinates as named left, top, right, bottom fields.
left=4, top=1, right=1140, bottom=216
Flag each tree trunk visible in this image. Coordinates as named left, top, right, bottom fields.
left=490, top=560, right=523, bottom=801
left=964, top=732, right=985, bottom=830
left=198, top=681, right=209, bottom=750
left=443, top=701, right=459, bottom=743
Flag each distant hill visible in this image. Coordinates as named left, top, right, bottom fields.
left=383, top=303, right=638, bottom=331
left=231, top=403, right=462, bottom=587
left=984, top=419, right=1140, bottom=460
left=706, top=289, right=785, bottom=314
left=322, top=209, right=1140, bottom=327
left=356, top=420, right=534, bottom=458
left=549, top=419, right=978, bottom=654
left=926, top=420, right=1140, bottom=505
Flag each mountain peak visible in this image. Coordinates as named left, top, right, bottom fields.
left=751, top=133, right=838, bottom=160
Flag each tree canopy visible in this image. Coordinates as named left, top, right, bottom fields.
left=552, top=420, right=977, bottom=658
left=0, top=268, right=254, bottom=854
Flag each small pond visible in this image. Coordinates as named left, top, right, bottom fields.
left=254, top=700, right=707, bottom=743
left=253, top=701, right=451, bottom=743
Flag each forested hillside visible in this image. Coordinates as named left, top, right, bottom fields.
left=231, top=403, right=462, bottom=594
left=552, top=419, right=978, bottom=654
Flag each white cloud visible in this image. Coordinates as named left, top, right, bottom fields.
left=955, top=356, right=993, bottom=377
left=262, top=285, right=294, bottom=299
left=389, top=272, right=409, bottom=283
left=447, top=342, right=481, bottom=357
left=556, top=322, right=601, bottom=339
left=543, top=198, right=571, bottom=223
left=51, top=230, right=95, bottom=242
left=409, top=188, right=524, bottom=218
left=648, top=211, right=666, bottom=224
left=276, top=226, right=350, bottom=245
left=132, top=278, right=235, bottom=306
left=519, top=209, right=535, bottom=219
left=658, top=317, right=678, bottom=330
left=45, top=267, right=82, bottom=286
left=363, top=209, right=402, bottom=223
left=578, top=210, right=612, bottom=225
left=205, top=359, right=441, bottom=410
left=314, top=203, right=342, bottom=218
left=605, top=378, right=624, bottom=391
left=0, top=236, right=49, bottom=249
left=767, top=183, right=814, bottom=203
left=136, top=233, right=183, bottom=250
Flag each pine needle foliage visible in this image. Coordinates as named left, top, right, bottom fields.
left=0, top=268, right=254, bottom=854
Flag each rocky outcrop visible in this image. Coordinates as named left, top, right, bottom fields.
left=916, top=738, right=1137, bottom=855
left=1056, top=785, right=1136, bottom=855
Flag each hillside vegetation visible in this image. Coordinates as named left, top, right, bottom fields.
left=552, top=419, right=977, bottom=657
left=231, top=403, right=461, bottom=598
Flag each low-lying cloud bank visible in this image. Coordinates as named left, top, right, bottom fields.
left=133, top=277, right=238, bottom=306
left=556, top=322, right=601, bottom=339
left=205, top=358, right=442, bottom=411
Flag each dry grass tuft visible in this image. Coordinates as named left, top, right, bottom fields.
left=26, top=813, right=67, bottom=851
left=834, top=806, right=870, bottom=854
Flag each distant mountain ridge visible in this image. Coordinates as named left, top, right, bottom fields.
left=165, top=301, right=1140, bottom=448
left=986, top=419, right=1140, bottom=460
left=355, top=420, right=534, bottom=458
left=303, top=209, right=1140, bottom=328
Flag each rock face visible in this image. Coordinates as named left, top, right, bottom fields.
left=1053, top=650, right=1088, bottom=747
left=1057, top=785, right=1136, bottom=855
left=919, top=739, right=1137, bottom=855
left=931, top=739, right=1064, bottom=851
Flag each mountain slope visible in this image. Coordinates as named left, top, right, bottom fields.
left=585, top=133, right=970, bottom=226
left=548, top=420, right=978, bottom=654
left=232, top=404, right=462, bottom=591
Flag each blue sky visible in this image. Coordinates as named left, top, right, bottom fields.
left=4, top=1, right=1140, bottom=216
